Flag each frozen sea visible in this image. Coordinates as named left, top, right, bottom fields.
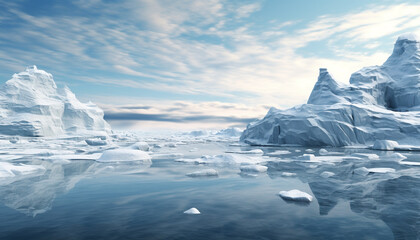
left=0, top=132, right=418, bottom=240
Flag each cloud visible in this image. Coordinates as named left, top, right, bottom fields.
left=1, top=1, right=420, bottom=112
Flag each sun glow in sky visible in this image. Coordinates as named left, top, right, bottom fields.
left=1, top=0, right=420, bottom=130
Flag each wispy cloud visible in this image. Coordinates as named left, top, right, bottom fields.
left=1, top=1, right=420, bottom=129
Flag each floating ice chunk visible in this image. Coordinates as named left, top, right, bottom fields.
left=372, top=140, right=399, bottom=151
left=279, top=190, right=313, bottom=202
left=399, top=161, right=420, bottom=166
left=184, top=208, right=200, bottom=215
left=225, top=149, right=263, bottom=154
left=0, top=162, right=45, bottom=178
left=281, top=172, right=296, bottom=177
left=367, top=168, right=396, bottom=173
left=240, top=165, right=267, bottom=173
left=305, top=149, right=315, bottom=153
left=320, top=171, right=335, bottom=178
left=186, top=169, right=218, bottom=177
left=97, top=149, right=151, bottom=163
left=266, top=150, right=291, bottom=156
left=319, top=149, right=328, bottom=155
left=130, top=142, right=150, bottom=151
left=85, top=138, right=107, bottom=146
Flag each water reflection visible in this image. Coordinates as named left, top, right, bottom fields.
left=0, top=143, right=418, bottom=239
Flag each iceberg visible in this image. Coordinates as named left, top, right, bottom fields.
left=0, top=66, right=111, bottom=137
left=241, top=34, right=420, bottom=147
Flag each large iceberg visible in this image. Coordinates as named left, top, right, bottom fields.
left=241, top=33, right=420, bottom=147
left=0, top=66, right=111, bottom=137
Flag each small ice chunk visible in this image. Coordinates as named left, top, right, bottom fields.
left=320, top=171, right=335, bottom=178
left=184, top=208, right=200, bottom=215
left=225, top=149, right=263, bottom=154
left=305, top=149, right=315, bottom=153
left=372, top=140, right=399, bottom=151
left=85, top=138, right=107, bottom=146
left=319, top=149, right=328, bottom=155
left=281, top=172, right=296, bottom=177
left=186, top=169, right=218, bottom=177
left=130, top=142, right=150, bottom=151
left=399, top=161, right=420, bottom=166
left=240, top=165, right=268, bottom=173
left=367, top=167, right=395, bottom=173
left=97, top=149, right=151, bottom=163
left=279, top=190, right=313, bottom=202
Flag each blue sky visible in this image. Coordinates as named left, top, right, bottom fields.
left=1, top=0, right=420, bottom=130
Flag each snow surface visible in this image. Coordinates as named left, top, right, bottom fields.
left=0, top=66, right=111, bottom=137
left=279, top=190, right=313, bottom=202
left=186, top=169, right=218, bottom=177
left=184, top=208, right=200, bottom=215
left=241, top=34, right=420, bottom=148
left=97, top=149, right=151, bottom=163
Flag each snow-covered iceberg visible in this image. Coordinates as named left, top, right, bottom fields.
left=0, top=66, right=111, bottom=137
left=241, top=34, right=420, bottom=147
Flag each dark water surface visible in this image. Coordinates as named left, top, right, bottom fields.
left=0, top=142, right=418, bottom=240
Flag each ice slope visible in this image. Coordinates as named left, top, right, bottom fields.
left=0, top=66, right=111, bottom=137
left=241, top=34, right=420, bottom=147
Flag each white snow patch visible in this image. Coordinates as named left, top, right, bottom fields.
left=184, top=208, right=200, bottom=215
left=279, top=190, right=313, bottom=202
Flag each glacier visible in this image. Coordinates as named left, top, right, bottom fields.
left=241, top=33, right=420, bottom=147
left=0, top=66, right=111, bottom=137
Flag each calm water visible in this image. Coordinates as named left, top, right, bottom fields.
left=0, top=140, right=418, bottom=240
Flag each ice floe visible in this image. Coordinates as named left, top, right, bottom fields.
left=279, top=190, right=313, bottom=202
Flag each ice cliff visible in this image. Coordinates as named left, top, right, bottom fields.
left=0, top=66, right=111, bottom=137
left=241, top=33, right=420, bottom=147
